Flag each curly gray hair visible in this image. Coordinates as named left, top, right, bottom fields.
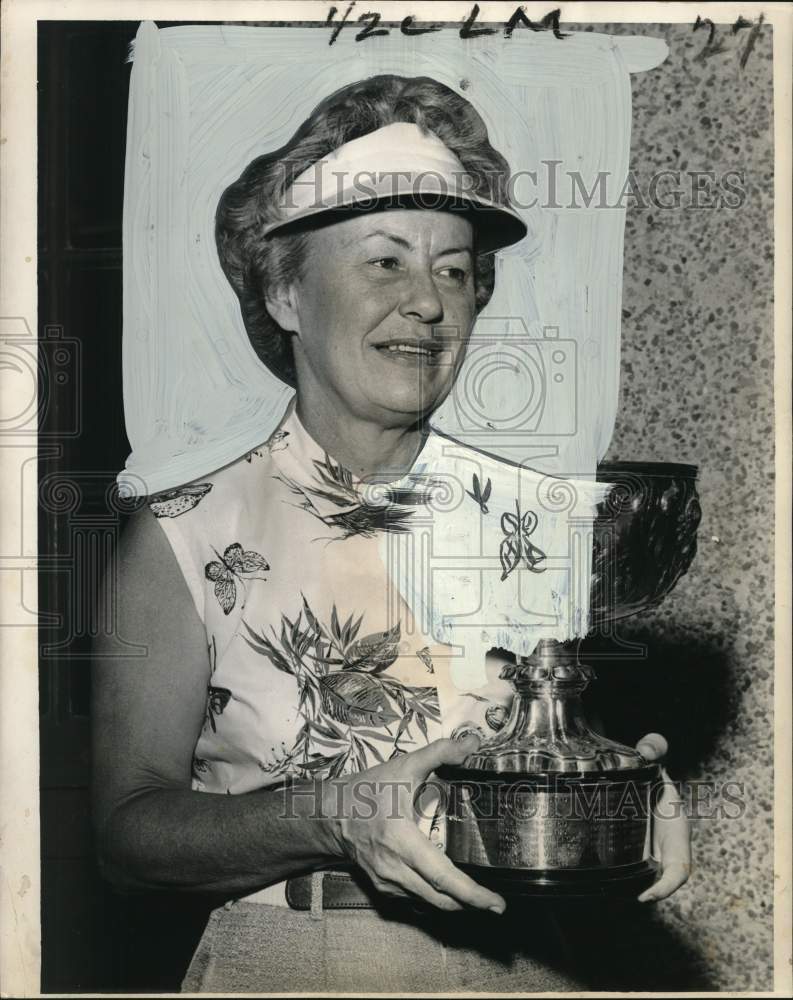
left=216, top=74, right=515, bottom=386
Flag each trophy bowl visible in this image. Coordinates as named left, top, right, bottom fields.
left=590, top=462, right=703, bottom=624
left=439, top=462, right=702, bottom=898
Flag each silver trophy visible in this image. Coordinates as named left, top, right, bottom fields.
left=441, top=462, right=702, bottom=897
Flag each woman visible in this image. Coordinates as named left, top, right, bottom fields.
left=93, top=74, right=690, bottom=993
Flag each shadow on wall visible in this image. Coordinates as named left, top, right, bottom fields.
left=572, top=628, right=733, bottom=990
left=557, top=896, right=714, bottom=991
left=581, top=629, right=735, bottom=778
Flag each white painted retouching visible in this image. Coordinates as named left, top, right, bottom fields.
left=118, top=21, right=668, bottom=670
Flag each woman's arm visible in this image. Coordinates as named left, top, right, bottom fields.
left=91, top=507, right=341, bottom=896
left=91, top=508, right=504, bottom=912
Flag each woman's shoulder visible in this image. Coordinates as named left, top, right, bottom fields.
left=134, top=451, right=263, bottom=596
left=121, top=453, right=253, bottom=623
left=145, top=438, right=279, bottom=523
left=115, top=504, right=201, bottom=620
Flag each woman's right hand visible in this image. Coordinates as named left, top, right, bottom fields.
left=95, top=509, right=504, bottom=901
left=319, top=733, right=506, bottom=914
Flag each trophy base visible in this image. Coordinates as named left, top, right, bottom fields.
left=459, top=858, right=659, bottom=900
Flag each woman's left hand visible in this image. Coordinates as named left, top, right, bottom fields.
left=635, top=733, right=692, bottom=903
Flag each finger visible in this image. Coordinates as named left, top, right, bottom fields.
left=636, top=732, right=668, bottom=762
left=652, top=779, right=690, bottom=846
left=404, top=832, right=505, bottom=913
left=379, top=865, right=465, bottom=912
left=403, top=734, right=481, bottom=780
left=638, top=860, right=691, bottom=903
left=359, top=838, right=467, bottom=912
left=652, top=776, right=687, bottom=823
left=653, top=816, right=691, bottom=872
left=367, top=871, right=452, bottom=906
left=374, top=880, right=411, bottom=899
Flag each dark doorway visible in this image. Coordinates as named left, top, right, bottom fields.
left=38, top=21, right=214, bottom=992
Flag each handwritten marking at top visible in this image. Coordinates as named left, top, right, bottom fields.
left=325, top=3, right=566, bottom=45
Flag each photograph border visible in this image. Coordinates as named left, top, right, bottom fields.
left=1, top=2, right=790, bottom=995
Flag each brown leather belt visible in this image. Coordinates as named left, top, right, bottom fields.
left=285, top=867, right=411, bottom=912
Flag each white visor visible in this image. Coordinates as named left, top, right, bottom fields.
left=262, top=122, right=527, bottom=254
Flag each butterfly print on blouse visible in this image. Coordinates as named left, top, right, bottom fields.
left=149, top=483, right=212, bottom=518
left=499, top=500, right=547, bottom=581
left=466, top=474, right=492, bottom=514
left=275, top=453, right=440, bottom=540
left=204, top=543, right=270, bottom=614
left=243, top=598, right=441, bottom=780
left=202, top=634, right=234, bottom=734
left=245, top=429, right=290, bottom=462
left=205, top=686, right=232, bottom=732
left=192, top=756, right=211, bottom=781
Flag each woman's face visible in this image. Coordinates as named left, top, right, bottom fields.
left=269, top=210, right=477, bottom=428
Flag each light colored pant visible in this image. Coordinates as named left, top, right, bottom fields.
left=181, top=878, right=588, bottom=993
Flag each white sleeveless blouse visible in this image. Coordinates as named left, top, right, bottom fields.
left=150, top=398, right=606, bottom=804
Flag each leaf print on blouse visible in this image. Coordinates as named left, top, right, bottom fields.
left=149, top=483, right=212, bottom=518
left=499, top=500, right=547, bottom=581
left=466, top=473, right=492, bottom=514
left=204, top=543, right=270, bottom=614
left=275, top=453, right=440, bottom=540
left=416, top=647, right=434, bottom=674
left=242, top=598, right=441, bottom=780
left=245, top=429, right=290, bottom=462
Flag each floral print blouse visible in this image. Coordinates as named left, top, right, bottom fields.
left=150, top=401, right=606, bottom=802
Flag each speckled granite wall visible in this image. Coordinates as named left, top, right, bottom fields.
left=569, top=19, right=774, bottom=993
